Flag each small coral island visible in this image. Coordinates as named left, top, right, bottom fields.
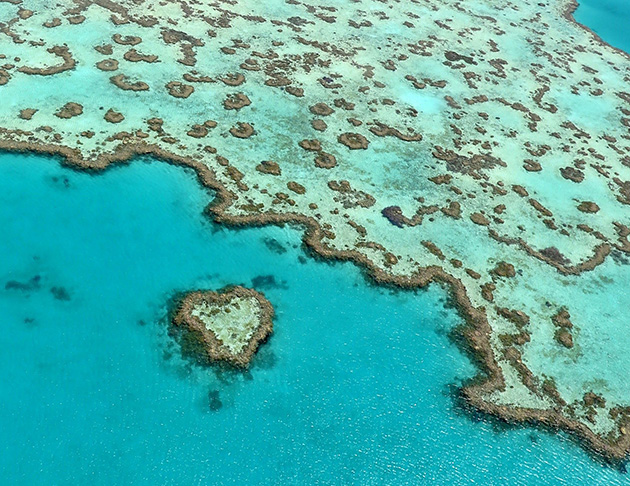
left=173, top=286, right=274, bottom=368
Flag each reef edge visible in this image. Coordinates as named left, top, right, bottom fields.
left=0, top=135, right=628, bottom=463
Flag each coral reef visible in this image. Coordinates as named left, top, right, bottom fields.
left=173, top=286, right=274, bottom=368
left=1, top=0, right=630, bottom=461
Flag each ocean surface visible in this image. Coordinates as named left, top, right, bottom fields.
left=0, top=152, right=627, bottom=485
left=574, top=0, right=630, bottom=53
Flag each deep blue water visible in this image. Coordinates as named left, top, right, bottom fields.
left=574, top=0, right=630, bottom=53
left=0, top=152, right=628, bottom=484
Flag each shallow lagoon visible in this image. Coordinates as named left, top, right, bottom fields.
left=0, top=152, right=628, bottom=485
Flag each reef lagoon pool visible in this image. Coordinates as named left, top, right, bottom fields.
left=0, top=152, right=628, bottom=485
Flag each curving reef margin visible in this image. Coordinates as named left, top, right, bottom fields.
left=562, top=0, right=630, bottom=61
left=2, top=138, right=628, bottom=463
left=3, top=0, right=630, bottom=464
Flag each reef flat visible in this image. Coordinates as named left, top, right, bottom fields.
left=1, top=0, right=630, bottom=461
left=173, top=286, right=274, bottom=367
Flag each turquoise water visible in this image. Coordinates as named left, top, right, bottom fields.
left=0, top=152, right=627, bottom=485
left=574, top=0, right=630, bottom=53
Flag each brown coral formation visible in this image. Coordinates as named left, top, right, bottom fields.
left=298, top=139, right=321, bottom=151
left=577, top=201, right=600, bottom=213
left=311, top=119, right=327, bottom=131
left=112, top=34, right=142, bottom=45
left=165, top=81, right=194, bottom=98
left=186, top=121, right=216, bottom=138
left=338, top=132, right=369, bottom=150
left=183, top=72, right=214, bottom=83
left=18, top=46, right=75, bottom=75
left=123, top=49, right=158, bottom=63
left=470, top=212, right=489, bottom=226
left=552, top=308, right=574, bottom=348
left=54, top=102, right=83, bottom=119
left=328, top=180, right=375, bottom=208
left=491, top=261, right=516, bottom=278
left=0, top=70, right=10, bottom=86
left=314, top=151, right=337, bottom=169
left=441, top=201, right=461, bottom=219
left=104, top=109, right=124, bottom=123
left=17, top=8, right=33, bottom=19
left=110, top=74, right=149, bottom=91
left=219, top=73, right=245, bottom=86
left=555, top=329, right=574, bottom=348
left=229, top=122, right=254, bottom=139
left=223, top=93, right=251, bottom=110
left=256, top=160, right=281, bottom=175
left=429, top=174, right=452, bottom=185
left=173, top=286, right=273, bottom=368
left=43, top=18, right=61, bottom=28
left=19, top=109, right=37, bottom=120
left=96, top=59, right=119, bottom=71
left=561, top=166, right=584, bottom=183
left=381, top=206, right=406, bottom=228
left=287, top=181, right=306, bottom=194
left=432, top=146, right=504, bottom=177
left=94, top=44, right=113, bottom=55
left=369, top=122, right=422, bottom=142
left=309, top=103, right=334, bottom=116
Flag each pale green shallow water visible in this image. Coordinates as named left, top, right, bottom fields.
left=0, top=152, right=628, bottom=485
